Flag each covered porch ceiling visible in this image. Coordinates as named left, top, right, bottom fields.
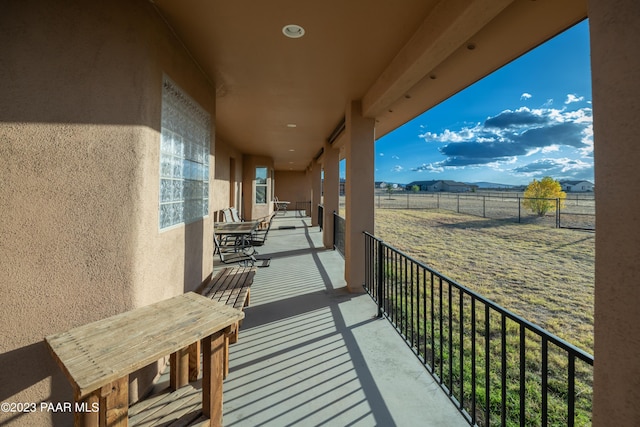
left=150, top=0, right=587, bottom=171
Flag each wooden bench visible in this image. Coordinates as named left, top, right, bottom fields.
left=193, top=266, right=256, bottom=378
left=45, top=293, right=244, bottom=427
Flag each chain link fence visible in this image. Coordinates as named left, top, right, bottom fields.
left=373, top=191, right=595, bottom=231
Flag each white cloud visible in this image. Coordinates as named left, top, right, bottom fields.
left=392, top=165, right=403, bottom=172
left=512, top=157, right=593, bottom=179
left=565, top=94, right=585, bottom=104
left=392, top=155, right=400, bottom=160
left=412, top=163, right=443, bottom=173
left=542, top=145, right=561, bottom=154
left=413, top=105, right=593, bottom=171
left=579, top=124, right=594, bottom=157
left=379, top=153, right=384, bottom=156
left=520, top=93, right=532, bottom=100
left=418, top=126, right=481, bottom=143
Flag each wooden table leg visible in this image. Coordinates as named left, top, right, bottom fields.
left=188, top=341, right=201, bottom=382
left=170, top=346, right=190, bottom=390
left=73, top=389, right=100, bottom=427
left=202, top=329, right=227, bottom=426
left=100, top=376, right=128, bottom=427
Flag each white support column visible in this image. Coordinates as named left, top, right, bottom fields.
left=322, top=143, right=340, bottom=249
left=345, top=100, right=375, bottom=293
left=590, top=1, right=640, bottom=425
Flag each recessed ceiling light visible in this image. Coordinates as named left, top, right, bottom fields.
left=282, top=24, right=305, bottom=39
left=289, top=149, right=295, bottom=152
left=286, top=123, right=297, bottom=128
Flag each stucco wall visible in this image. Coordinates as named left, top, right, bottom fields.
left=242, top=156, right=275, bottom=220
left=274, top=171, right=310, bottom=210
left=590, top=0, right=640, bottom=425
left=213, top=138, right=244, bottom=221
left=0, top=1, right=215, bottom=425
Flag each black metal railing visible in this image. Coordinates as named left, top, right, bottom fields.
left=364, top=232, right=594, bottom=426
left=334, top=212, right=345, bottom=257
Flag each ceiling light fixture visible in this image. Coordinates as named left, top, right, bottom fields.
left=286, top=123, right=297, bottom=128
left=282, top=24, right=305, bottom=39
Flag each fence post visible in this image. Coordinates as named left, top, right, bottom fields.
left=518, top=196, right=521, bottom=223
left=483, top=196, right=486, bottom=218
left=376, top=238, right=384, bottom=318
left=457, top=194, right=460, bottom=213
left=407, top=193, right=409, bottom=209
left=556, top=198, right=560, bottom=228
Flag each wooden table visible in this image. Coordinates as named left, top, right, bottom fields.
left=214, top=220, right=259, bottom=236
left=214, top=221, right=260, bottom=255
left=45, top=292, right=244, bottom=427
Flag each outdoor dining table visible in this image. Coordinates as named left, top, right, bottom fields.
left=213, top=220, right=260, bottom=236
left=214, top=220, right=260, bottom=254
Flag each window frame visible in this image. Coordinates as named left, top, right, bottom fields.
left=159, top=76, right=211, bottom=230
left=255, top=166, right=268, bottom=205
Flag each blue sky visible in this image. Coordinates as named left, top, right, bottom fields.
left=373, top=19, right=593, bottom=186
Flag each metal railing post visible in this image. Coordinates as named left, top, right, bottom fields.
left=377, top=238, right=384, bottom=318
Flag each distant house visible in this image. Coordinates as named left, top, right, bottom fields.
left=406, top=180, right=441, bottom=192
left=406, top=180, right=475, bottom=192
left=560, top=180, right=594, bottom=192
left=442, top=180, right=475, bottom=192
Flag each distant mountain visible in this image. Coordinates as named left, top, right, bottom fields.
left=467, top=181, right=520, bottom=189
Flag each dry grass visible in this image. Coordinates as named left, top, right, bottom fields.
left=374, top=209, right=595, bottom=353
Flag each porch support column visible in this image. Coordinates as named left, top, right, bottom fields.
left=322, top=143, right=340, bottom=249
left=590, top=1, right=640, bottom=425
left=345, top=100, right=375, bottom=292
left=310, top=161, right=322, bottom=226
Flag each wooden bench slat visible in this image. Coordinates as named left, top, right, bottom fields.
left=204, top=267, right=255, bottom=309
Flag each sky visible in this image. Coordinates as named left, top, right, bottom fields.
left=373, top=19, right=593, bottom=186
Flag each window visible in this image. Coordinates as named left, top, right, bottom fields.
left=159, top=76, right=210, bottom=229
left=255, top=167, right=268, bottom=204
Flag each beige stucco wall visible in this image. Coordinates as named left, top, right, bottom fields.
left=274, top=171, right=310, bottom=208
left=213, top=138, right=244, bottom=221
left=242, top=155, right=275, bottom=220
left=0, top=1, right=215, bottom=425
left=344, top=101, right=375, bottom=293
left=590, top=0, right=640, bottom=425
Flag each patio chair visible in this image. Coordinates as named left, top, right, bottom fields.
left=230, top=207, right=243, bottom=222
left=221, top=208, right=234, bottom=223
left=249, top=213, right=276, bottom=246
left=214, top=232, right=256, bottom=266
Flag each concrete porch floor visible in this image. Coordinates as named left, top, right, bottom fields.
left=218, top=212, right=467, bottom=426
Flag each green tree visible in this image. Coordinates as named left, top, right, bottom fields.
left=522, top=176, right=566, bottom=216
left=411, top=185, right=420, bottom=193
left=385, top=183, right=395, bottom=199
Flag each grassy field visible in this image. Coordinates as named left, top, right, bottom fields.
left=374, top=208, right=595, bottom=353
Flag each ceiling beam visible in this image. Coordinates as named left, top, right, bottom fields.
left=362, top=0, right=514, bottom=119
